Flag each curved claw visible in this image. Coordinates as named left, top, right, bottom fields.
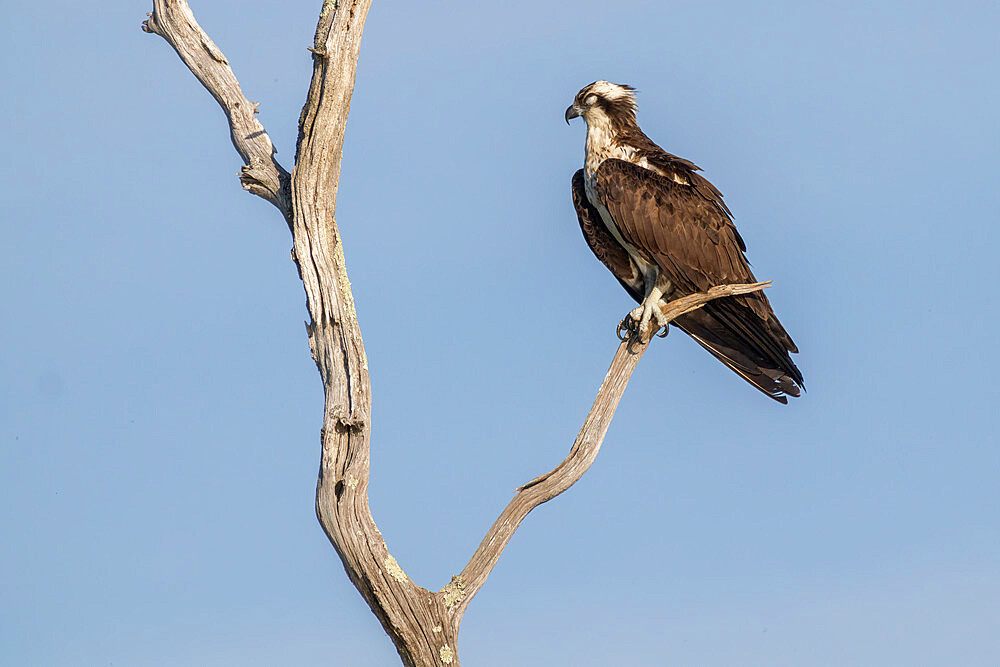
left=617, top=319, right=632, bottom=342
left=617, top=312, right=660, bottom=354
left=618, top=312, right=639, bottom=338
left=630, top=328, right=651, bottom=353
left=656, top=324, right=670, bottom=338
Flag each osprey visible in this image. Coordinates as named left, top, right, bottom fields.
left=565, top=81, right=803, bottom=403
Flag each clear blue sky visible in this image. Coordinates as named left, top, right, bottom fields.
left=3, top=1, right=999, bottom=665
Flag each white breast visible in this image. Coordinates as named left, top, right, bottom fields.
left=584, top=125, right=636, bottom=178
left=585, top=125, right=690, bottom=185
left=582, top=119, right=692, bottom=282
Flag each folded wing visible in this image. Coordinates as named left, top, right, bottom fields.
left=572, top=163, right=803, bottom=403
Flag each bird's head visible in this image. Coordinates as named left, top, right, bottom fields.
left=565, top=81, right=638, bottom=129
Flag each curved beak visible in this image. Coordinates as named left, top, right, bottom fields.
left=565, top=104, right=580, bottom=125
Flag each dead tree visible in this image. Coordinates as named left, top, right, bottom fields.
left=143, top=2, right=769, bottom=664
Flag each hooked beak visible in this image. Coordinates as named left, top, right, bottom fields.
left=565, top=104, right=580, bottom=125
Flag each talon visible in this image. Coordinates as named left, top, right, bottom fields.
left=615, top=312, right=646, bottom=352
left=617, top=320, right=630, bottom=341
left=617, top=312, right=640, bottom=341
left=656, top=325, right=670, bottom=338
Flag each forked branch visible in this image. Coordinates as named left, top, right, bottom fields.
left=143, top=2, right=767, bottom=664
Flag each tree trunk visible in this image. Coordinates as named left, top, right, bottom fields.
left=142, top=2, right=770, bottom=663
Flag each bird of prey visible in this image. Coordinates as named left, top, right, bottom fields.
left=565, top=81, right=803, bottom=402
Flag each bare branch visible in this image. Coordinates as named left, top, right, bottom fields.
left=288, top=3, right=464, bottom=666
left=143, top=2, right=774, bottom=664
left=453, top=281, right=771, bottom=613
left=142, top=1, right=292, bottom=224
left=142, top=3, right=454, bottom=664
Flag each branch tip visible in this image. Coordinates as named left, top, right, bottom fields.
left=143, top=0, right=290, bottom=219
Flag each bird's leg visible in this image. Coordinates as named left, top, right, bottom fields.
left=626, top=272, right=673, bottom=341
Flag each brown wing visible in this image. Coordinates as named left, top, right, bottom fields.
left=588, top=159, right=803, bottom=402
left=591, top=160, right=754, bottom=297
left=571, top=169, right=643, bottom=300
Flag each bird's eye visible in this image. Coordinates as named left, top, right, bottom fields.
left=585, top=95, right=598, bottom=105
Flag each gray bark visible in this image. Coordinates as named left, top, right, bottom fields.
left=143, top=3, right=769, bottom=664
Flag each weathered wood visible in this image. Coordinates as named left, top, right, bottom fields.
left=143, top=3, right=769, bottom=664
left=452, top=281, right=771, bottom=614
left=290, top=2, right=463, bottom=665
left=142, top=2, right=292, bottom=225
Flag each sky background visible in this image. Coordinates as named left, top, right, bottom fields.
left=3, top=1, right=999, bottom=665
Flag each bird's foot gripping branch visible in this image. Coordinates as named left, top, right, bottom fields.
left=144, top=1, right=785, bottom=663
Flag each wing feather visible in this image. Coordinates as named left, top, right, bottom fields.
left=571, top=170, right=643, bottom=299
left=586, top=159, right=804, bottom=400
